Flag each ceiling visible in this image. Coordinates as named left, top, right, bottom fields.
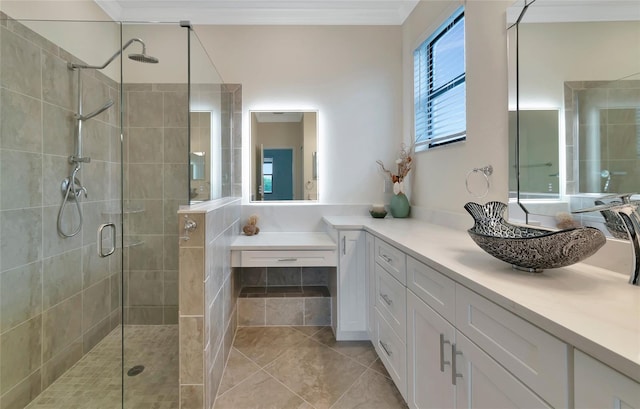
left=95, top=0, right=420, bottom=25
left=507, top=0, right=640, bottom=23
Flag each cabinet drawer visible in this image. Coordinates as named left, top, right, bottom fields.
left=575, top=350, right=640, bottom=409
left=455, top=285, right=568, bottom=409
left=239, top=250, right=337, bottom=267
left=375, top=263, right=406, bottom=341
left=375, top=309, right=407, bottom=400
left=374, top=237, right=406, bottom=284
left=407, top=256, right=455, bottom=324
left=455, top=333, right=552, bottom=409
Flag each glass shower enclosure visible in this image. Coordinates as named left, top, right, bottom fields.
left=0, top=14, right=226, bottom=408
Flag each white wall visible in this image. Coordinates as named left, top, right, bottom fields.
left=1, top=0, right=120, bottom=79
left=194, top=25, right=403, bottom=205
left=196, top=2, right=511, bottom=221
left=5, top=0, right=514, bottom=223
left=402, top=0, right=511, bottom=220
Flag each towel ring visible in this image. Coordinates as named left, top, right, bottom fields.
left=465, top=165, right=493, bottom=198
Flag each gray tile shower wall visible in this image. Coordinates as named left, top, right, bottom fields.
left=123, top=83, right=189, bottom=325
left=0, top=15, right=121, bottom=408
left=178, top=198, right=241, bottom=409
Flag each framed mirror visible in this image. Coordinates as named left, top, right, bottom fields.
left=508, top=0, right=640, bottom=222
left=250, top=111, right=318, bottom=201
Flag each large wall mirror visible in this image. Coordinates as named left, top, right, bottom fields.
left=250, top=111, right=318, bottom=201
left=508, top=0, right=640, bottom=223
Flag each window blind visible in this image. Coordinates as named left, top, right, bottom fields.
left=414, top=8, right=466, bottom=150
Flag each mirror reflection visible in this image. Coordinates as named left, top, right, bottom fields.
left=190, top=111, right=214, bottom=201
left=508, top=0, right=640, bottom=220
left=250, top=111, right=318, bottom=201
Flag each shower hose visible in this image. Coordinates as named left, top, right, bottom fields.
left=57, top=165, right=84, bottom=238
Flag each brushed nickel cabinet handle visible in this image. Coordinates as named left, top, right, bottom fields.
left=451, top=343, right=463, bottom=385
left=379, top=340, right=393, bottom=357
left=439, top=333, right=451, bottom=372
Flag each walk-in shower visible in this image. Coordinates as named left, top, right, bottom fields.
left=0, top=13, right=232, bottom=408
left=57, top=38, right=159, bottom=238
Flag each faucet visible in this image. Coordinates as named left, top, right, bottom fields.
left=573, top=193, right=640, bottom=285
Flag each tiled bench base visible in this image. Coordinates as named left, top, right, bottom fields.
left=235, top=266, right=334, bottom=327
left=237, top=286, right=331, bottom=326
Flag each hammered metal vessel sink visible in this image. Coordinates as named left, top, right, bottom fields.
left=464, top=201, right=606, bottom=272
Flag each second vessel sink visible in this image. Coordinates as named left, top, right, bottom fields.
left=465, top=201, right=606, bottom=272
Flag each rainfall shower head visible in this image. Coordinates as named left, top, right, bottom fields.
left=128, top=53, right=159, bottom=64
left=69, top=38, right=159, bottom=70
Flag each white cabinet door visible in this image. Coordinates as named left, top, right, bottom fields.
left=336, top=230, right=367, bottom=340
left=575, top=350, right=640, bottom=409
left=454, top=333, right=552, bottom=409
left=407, top=290, right=455, bottom=409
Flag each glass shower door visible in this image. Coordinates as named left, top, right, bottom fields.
left=120, top=22, right=187, bottom=409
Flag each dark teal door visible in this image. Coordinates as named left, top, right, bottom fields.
left=263, top=149, right=293, bottom=200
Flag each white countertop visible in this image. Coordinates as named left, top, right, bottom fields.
left=231, top=232, right=337, bottom=251
left=323, top=216, right=640, bottom=382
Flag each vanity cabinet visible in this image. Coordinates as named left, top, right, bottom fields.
left=334, top=230, right=367, bottom=340
left=321, top=217, right=639, bottom=409
left=454, top=332, right=552, bottom=409
left=370, top=237, right=408, bottom=399
left=407, top=290, right=455, bottom=409
left=574, top=350, right=640, bottom=409
left=406, top=260, right=562, bottom=409
left=455, top=285, right=569, bottom=408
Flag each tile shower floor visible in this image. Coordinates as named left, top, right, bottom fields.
left=215, top=326, right=408, bottom=409
left=26, top=325, right=178, bottom=409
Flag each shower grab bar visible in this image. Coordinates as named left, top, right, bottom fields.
left=97, top=223, right=116, bottom=258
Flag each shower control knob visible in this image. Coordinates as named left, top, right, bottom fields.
left=180, top=216, right=198, bottom=241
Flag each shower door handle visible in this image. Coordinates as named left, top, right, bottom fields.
left=97, top=223, right=116, bottom=258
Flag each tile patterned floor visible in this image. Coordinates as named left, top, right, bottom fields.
left=25, top=325, right=178, bottom=409
left=215, top=326, right=408, bottom=409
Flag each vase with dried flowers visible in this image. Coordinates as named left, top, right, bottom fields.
left=377, top=143, right=414, bottom=218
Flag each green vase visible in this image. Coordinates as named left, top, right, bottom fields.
left=390, top=193, right=410, bottom=218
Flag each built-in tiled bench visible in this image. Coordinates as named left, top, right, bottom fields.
left=231, top=233, right=337, bottom=327
left=235, top=266, right=333, bottom=326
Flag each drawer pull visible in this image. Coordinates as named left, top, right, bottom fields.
left=451, top=343, right=463, bottom=385
left=380, top=293, right=393, bottom=306
left=381, top=254, right=392, bottom=263
left=277, top=258, right=298, bottom=262
left=439, top=334, right=451, bottom=372
left=379, top=340, right=393, bottom=357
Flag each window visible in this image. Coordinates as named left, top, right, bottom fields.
left=414, top=7, right=466, bottom=151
